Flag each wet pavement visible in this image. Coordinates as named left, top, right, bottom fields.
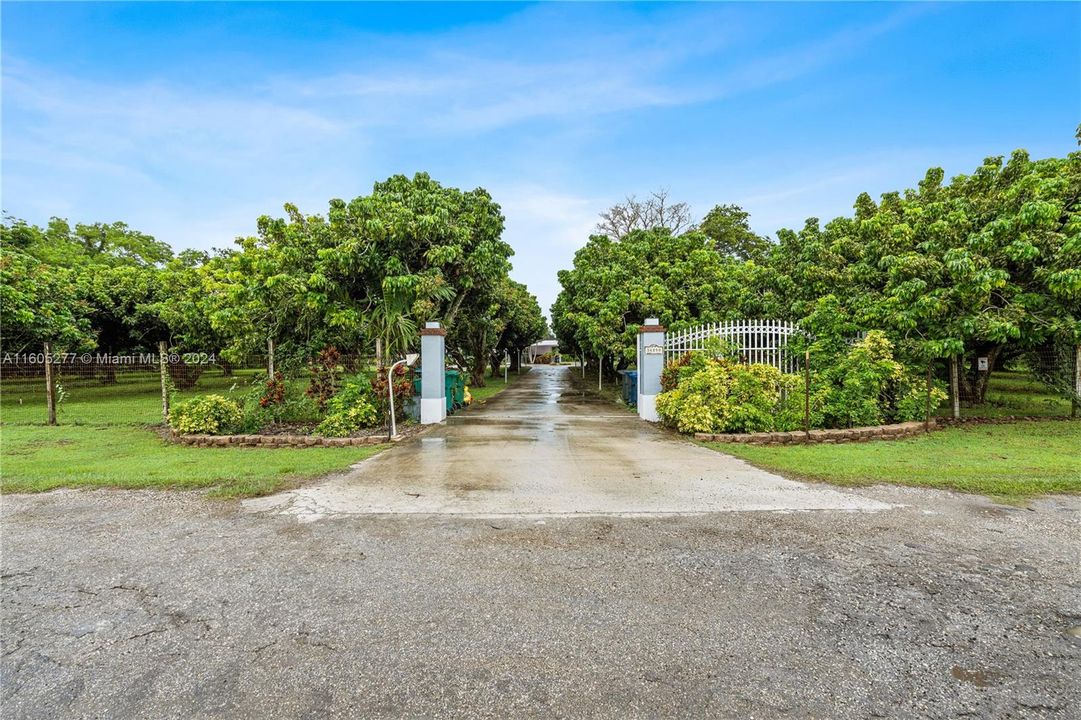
left=245, top=365, right=889, bottom=520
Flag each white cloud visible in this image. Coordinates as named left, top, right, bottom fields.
left=494, top=184, right=601, bottom=317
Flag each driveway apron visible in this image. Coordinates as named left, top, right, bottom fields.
left=246, top=365, right=889, bottom=519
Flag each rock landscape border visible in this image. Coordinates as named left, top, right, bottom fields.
left=694, top=420, right=934, bottom=445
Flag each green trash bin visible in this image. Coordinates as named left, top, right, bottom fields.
left=453, top=372, right=466, bottom=408
left=444, top=370, right=460, bottom=413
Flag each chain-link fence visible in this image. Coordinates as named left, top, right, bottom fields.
left=941, top=344, right=1080, bottom=421
left=0, top=351, right=377, bottom=426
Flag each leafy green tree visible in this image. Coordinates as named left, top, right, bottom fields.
left=551, top=228, right=766, bottom=370
left=9, top=215, right=171, bottom=269
left=489, top=279, right=547, bottom=374
left=762, top=141, right=1080, bottom=405
left=699, top=204, right=772, bottom=262
left=221, top=174, right=513, bottom=365
left=447, top=277, right=545, bottom=384
left=0, top=245, right=92, bottom=354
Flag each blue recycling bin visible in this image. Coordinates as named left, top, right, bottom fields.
left=618, top=370, right=638, bottom=407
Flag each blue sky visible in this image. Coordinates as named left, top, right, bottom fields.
left=2, top=2, right=1078, bottom=316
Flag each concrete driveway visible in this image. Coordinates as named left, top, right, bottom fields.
left=246, top=365, right=888, bottom=520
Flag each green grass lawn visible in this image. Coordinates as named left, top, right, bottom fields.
left=1, top=371, right=385, bottom=497
left=1, top=424, right=385, bottom=498
left=712, top=420, right=1081, bottom=501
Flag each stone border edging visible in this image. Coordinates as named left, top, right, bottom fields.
left=167, top=431, right=388, bottom=448
left=694, top=420, right=934, bottom=445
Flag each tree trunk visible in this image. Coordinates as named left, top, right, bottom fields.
left=166, top=357, right=205, bottom=390
left=468, top=328, right=488, bottom=387
left=98, top=365, right=118, bottom=385
left=958, top=345, right=999, bottom=406
left=470, top=353, right=487, bottom=387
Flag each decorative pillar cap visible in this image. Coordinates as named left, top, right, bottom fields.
left=639, top=320, right=666, bottom=333
left=420, top=321, right=446, bottom=336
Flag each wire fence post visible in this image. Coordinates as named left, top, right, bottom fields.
left=1074, top=344, right=1080, bottom=419
left=949, top=355, right=960, bottom=419
left=267, top=338, right=275, bottom=378
left=803, top=350, right=810, bottom=434
left=925, top=363, right=933, bottom=430
left=158, top=341, right=170, bottom=424
left=43, top=342, right=57, bottom=426
left=598, top=354, right=603, bottom=391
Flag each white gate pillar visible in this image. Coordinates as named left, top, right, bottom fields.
left=420, top=322, right=447, bottom=424
left=638, top=318, right=665, bottom=422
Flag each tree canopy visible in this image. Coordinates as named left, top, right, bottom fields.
left=1, top=174, right=545, bottom=384
left=552, top=136, right=1081, bottom=404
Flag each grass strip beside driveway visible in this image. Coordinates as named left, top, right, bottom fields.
left=709, top=420, right=1081, bottom=502
left=1, top=424, right=385, bottom=498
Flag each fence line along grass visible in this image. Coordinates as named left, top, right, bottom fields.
left=1, top=371, right=265, bottom=426
left=945, top=370, right=1074, bottom=418
left=711, top=420, right=1081, bottom=502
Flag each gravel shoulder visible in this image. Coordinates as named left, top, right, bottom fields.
left=3, top=486, right=1079, bottom=719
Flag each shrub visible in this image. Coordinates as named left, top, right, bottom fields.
left=260, top=372, right=285, bottom=408
left=369, top=365, right=413, bottom=422
left=894, top=375, right=948, bottom=422
left=657, top=331, right=946, bottom=434
left=656, top=357, right=796, bottom=433
left=815, top=331, right=902, bottom=428
left=169, top=395, right=243, bottom=435
left=315, top=374, right=380, bottom=437
left=238, top=375, right=321, bottom=433
left=306, top=346, right=343, bottom=412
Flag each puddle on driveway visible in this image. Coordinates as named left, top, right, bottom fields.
left=951, top=665, right=1003, bottom=687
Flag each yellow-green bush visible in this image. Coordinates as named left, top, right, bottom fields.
left=314, top=374, right=380, bottom=437
left=657, top=358, right=799, bottom=434
left=168, top=395, right=244, bottom=435
left=659, top=331, right=948, bottom=434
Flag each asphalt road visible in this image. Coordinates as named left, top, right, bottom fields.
left=3, top=487, right=1080, bottom=718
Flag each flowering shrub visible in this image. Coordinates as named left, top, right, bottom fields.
left=169, top=395, right=243, bottom=435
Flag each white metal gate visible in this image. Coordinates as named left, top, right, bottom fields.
left=664, top=319, right=801, bottom=373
